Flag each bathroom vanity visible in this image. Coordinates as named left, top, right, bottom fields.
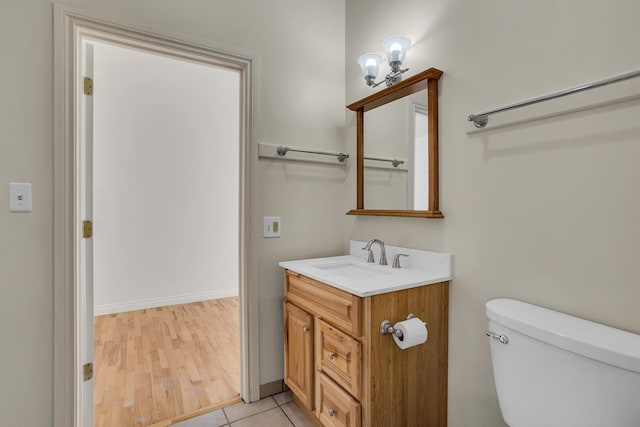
left=280, top=242, right=452, bottom=427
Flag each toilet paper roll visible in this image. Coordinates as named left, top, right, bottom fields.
left=392, top=317, right=428, bottom=349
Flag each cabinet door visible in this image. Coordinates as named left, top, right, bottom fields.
left=284, top=302, right=314, bottom=409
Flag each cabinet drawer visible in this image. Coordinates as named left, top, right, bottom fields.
left=285, top=271, right=362, bottom=336
left=318, top=373, right=361, bottom=427
left=318, top=320, right=361, bottom=399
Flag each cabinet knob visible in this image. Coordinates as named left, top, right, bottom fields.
left=328, top=352, right=336, bottom=360
left=328, top=408, right=336, bottom=417
left=303, top=326, right=309, bottom=334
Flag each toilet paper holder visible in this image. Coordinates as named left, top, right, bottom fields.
left=380, top=313, right=426, bottom=338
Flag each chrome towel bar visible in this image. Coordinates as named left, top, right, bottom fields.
left=467, top=68, right=640, bottom=128
left=364, top=156, right=405, bottom=168
left=276, top=145, right=349, bottom=163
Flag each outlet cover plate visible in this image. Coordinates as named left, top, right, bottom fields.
left=263, top=216, right=281, bottom=238
left=9, top=182, right=32, bottom=212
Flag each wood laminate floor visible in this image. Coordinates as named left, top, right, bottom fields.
left=94, top=298, right=240, bottom=427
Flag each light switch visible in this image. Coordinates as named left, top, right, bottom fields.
left=9, top=182, right=32, bottom=212
left=263, top=216, right=281, bottom=238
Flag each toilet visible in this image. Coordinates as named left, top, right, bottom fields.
left=486, top=298, right=640, bottom=427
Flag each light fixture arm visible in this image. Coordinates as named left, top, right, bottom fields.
left=368, top=67, right=409, bottom=88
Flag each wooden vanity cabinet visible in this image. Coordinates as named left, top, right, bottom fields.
left=283, top=270, right=449, bottom=427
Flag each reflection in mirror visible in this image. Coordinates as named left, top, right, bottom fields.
left=364, top=91, right=427, bottom=210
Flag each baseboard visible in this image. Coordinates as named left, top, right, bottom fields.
left=259, top=379, right=288, bottom=399
left=95, top=288, right=239, bottom=316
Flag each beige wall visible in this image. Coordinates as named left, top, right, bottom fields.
left=0, top=0, right=345, bottom=425
left=0, top=2, right=54, bottom=426
left=345, top=0, right=640, bottom=425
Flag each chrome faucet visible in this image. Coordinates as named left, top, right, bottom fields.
left=363, top=239, right=387, bottom=265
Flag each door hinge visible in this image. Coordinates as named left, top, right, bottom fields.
left=83, top=363, right=93, bottom=381
left=83, top=77, right=93, bottom=95
left=83, top=220, right=93, bottom=238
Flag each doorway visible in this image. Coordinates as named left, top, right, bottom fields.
left=53, top=8, right=259, bottom=427
left=90, top=40, right=241, bottom=426
left=91, top=41, right=241, bottom=317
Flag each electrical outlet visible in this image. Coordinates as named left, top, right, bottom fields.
left=263, top=216, right=281, bottom=238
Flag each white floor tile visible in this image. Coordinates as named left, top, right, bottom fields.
left=172, top=409, right=228, bottom=427
left=273, top=390, right=294, bottom=406
left=224, top=397, right=277, bottom=423
left=230, top=407, right=293, bottom=427
left=281, top=402, right=316, bottom=427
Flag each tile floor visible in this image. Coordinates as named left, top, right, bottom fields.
left=172, top=391, right=317, bottom=427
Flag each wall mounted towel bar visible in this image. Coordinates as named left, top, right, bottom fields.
left=364, top=156, right=405, bottom=168
left=276, top=145, right=349, bottom=162
left=467, top=68, right=640, bottom=128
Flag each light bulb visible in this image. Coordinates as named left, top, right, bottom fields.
left=357, top=53, right=382, bottom=78
left=389, top=43, right=402, bottom=61
left=383, top=36, right=411, bottom=64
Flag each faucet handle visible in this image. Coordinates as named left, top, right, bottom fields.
left=362, top=247, right=375, bottom=263
left=392, top=254, right=409, bottom=269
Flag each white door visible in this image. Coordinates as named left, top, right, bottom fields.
left=79, top=40, right=95, bottom=427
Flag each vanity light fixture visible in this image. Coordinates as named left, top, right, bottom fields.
left=357, top=35, right=411, bottom=88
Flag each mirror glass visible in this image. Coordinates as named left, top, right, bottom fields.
left=363, top=91, right=427, bottom=210
left=346, top=67, right=442, bottom=218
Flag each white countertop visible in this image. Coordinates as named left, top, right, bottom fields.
left=279, top=241, right=452, bottom=297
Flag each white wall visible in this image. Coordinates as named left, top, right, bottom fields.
left=92, top=42, right=240, bottom=315
left=0, top=0, right=345, bottom=425
left=345, top=1, right=640, bottom=426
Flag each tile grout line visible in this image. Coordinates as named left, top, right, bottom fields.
left=279, top=405, right=296, bottom=427
left=222, top=405, right=231, bottom=427
left=274, top=393, right=297, bottom=427
left=223, top=396, right=278, bottom=425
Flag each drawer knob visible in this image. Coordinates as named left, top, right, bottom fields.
left=303, top=326, right=309, bottom=334
left=328, top=352, right=336, bottom=360
left=329, top=408, right=336, bottom=417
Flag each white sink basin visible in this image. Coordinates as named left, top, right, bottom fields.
left=279, top=241, right=452, bottom=297
left=312, top=261, right=391, bottom=280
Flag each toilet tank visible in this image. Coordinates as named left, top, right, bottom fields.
left=486, top=298, right=640, bottom=427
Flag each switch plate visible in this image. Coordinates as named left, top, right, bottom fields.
left=263, top=216, right=281, bottom=238
left=9, top=182, right=32, bottom=212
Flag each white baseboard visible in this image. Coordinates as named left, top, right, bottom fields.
left=94, top=288, right=239, bottom=316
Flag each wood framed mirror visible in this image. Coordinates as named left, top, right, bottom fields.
left=346, top=68, right=443, bottom=218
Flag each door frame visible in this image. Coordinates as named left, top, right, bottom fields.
left=52, top=6, right=259, bottom=427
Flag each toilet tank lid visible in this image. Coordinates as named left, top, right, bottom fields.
left=486, top=298, right=640, bottom=374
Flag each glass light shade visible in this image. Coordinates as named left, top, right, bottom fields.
left=357, top=53, right=382, bottom=78
left=383, top=36, right=411, bottom=63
